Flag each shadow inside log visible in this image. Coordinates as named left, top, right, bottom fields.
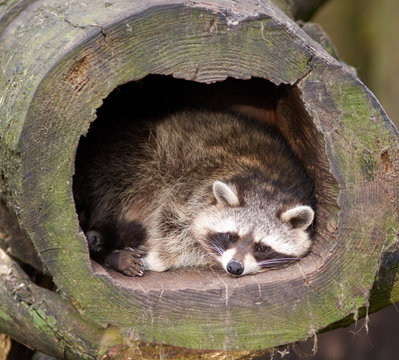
left=73, top=75, right=338, bottom=291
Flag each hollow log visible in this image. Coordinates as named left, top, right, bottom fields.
left=0, top=0, right=399, bottom=358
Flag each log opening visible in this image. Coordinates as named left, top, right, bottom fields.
left=72, top=74, right=338, bottom=291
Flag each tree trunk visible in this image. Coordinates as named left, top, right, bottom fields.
left=0, top=0, right=398, bottom=358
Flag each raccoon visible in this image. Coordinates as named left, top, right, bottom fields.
left=73, top=110, right=315, bottom=277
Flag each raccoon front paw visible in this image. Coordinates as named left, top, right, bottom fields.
left=104, top=247, right=145, bottom=277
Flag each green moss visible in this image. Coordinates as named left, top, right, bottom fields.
left=25, top=305, right=58, bottom=338
left=358, top=152, right=375, bottom=180
left=332, top=82, right=391, bottom=150
left=251, top=17, right=311, bottom=83
left=389, top=279, right=399, bottom=304
left=0, top=309, right=12, bottom=323
left=383, top=216, right=399, bottom=247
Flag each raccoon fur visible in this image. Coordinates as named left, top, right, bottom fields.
left=73, top=109, right=315, bottom=277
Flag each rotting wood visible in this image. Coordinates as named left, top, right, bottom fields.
left=0, top=0, right=398, bottom=357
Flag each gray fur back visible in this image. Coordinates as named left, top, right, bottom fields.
left=73, top=110, right=314, bottom=268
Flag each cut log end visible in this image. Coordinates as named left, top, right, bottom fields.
left=1, top=0, right=398, bottom=354
left=76, top=75, right=338, bottom=295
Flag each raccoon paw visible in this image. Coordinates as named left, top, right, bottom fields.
left=104, top=248, right=145, bottom=277
left=124, top=246, right=147, bottom=258
left=86, top=230, right=104, bottom=254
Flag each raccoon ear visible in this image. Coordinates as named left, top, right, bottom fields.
left=280, top=205, right=314, bottom=230
left=213, top=181, right=240, bottom=207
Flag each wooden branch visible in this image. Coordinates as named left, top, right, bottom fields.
left=0, top=248, right=124, bottom=359
left=0, top=0, right=398, bottom=357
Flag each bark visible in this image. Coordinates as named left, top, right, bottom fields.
left=0, top=0, right=398, bottom=358
left=0, top=247, right=127, bottom=359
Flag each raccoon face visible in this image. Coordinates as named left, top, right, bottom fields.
left=193, top=181, right=314, bottom=276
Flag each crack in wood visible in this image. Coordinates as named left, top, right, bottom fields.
left=215, top=273, right=229, bottom=306
left=294, top=55, right=314, bottom=86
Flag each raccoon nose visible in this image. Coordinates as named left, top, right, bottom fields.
left=227, top=260, right=244, bottom=276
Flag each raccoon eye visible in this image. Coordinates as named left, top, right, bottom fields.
left=226, top=233, right=239, bottom=243
left=255, top=244, right=270, bottom=253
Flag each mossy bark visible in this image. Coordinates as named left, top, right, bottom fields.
left=0, top=0, right=398, bottom=358
left=0, top=248, right=123, bottom=359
